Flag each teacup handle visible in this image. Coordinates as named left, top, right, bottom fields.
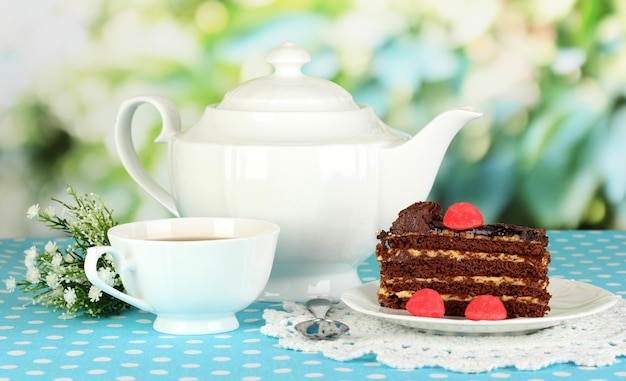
left=114, top=95, right=182, bottom=216
left=85, top=246, right=155, bottom=313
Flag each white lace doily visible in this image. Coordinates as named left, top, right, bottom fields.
left=260, top=298, right=626, bottom=373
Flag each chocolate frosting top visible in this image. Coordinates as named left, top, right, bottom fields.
left=379, top=201, right=547, bottom=243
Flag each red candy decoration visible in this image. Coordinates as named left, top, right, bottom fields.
left=406, top=289, right=445, bottom=318
left=443, top=202, right=484, bottom=230
left=464, top=295, right=507, bottom=321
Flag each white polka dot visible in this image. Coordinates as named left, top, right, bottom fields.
left=273, top=368, right=292, bottom=374
left=7, top=350, right=25, bottom=356
left=121, top=363, right=140, bottom=368
left=46, top=335, right=63, bottom=340
left=366, top=374, right=386, bottom=380
left=93, top=357, right=111, bottom=362
left=152, top=357, right=171, bottom=363
left=87, top=369, right=107, bottom=375
left=334, top=367, right=353, bottom=373
left=25, top=370, right=45, bottom=376
left=243, top=338, right=260, bottom=343
left=149, top=369, right=168, bottom=375
left=65, top=350, right=83, bottom=357
left=184, top=350, right=202, bottom=355
left=428, top=374, right=448, bottom=379
left=211, top=370, right=230, bottom=376
left=182, top=363, right=201, bottom=369
left=491, top=373, right=511, bottom=379
left=242, top=377, right=261, bottom=381
left=77, top=329, right=93, bottom=334
left=552, top=372, right=572, bottom=377
left=243, top=363, right=261, bottom=368
left=125, top=349, right=143, bottom=355
left=212, top=357, right=231, bottom=362
left=304, top=373, right=324, bottom=378
left=33, top=359, right=52, bottom=364
left=243, top=349, right=260, bottom=355
left=116, top=376, right=135, bottom=381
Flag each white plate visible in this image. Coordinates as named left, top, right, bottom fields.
left=340, top=278, right=620, bottom=335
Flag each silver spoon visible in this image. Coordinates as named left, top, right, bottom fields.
left=295, top=298, right=349, bottom=340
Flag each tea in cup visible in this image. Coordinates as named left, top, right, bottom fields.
left=84, top=217, right=279, bottom=335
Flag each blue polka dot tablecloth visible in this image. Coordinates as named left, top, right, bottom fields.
left=1, top=231, right=625, bottom=381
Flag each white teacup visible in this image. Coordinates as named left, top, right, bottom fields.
left=84, top=217, right=280, bottom=335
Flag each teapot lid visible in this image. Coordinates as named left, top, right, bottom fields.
left=216, top=42, right=360, bottom=112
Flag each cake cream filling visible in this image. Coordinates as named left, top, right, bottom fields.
left=383, top=275, right=548, bottom=288
left=389, top=249, right=550, bottom=264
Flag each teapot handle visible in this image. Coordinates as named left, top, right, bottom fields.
left=114, top=95, right=181, bottom=216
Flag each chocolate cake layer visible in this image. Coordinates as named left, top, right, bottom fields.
left=378, top=250, right=550, bottom=278
left=376, top=201, right=551, bottom=319
left=379, top=232, right=548, bottom=256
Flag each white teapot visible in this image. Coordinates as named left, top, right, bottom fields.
left=115, top=42, right=481, bottom=301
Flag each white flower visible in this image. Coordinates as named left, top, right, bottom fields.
left=45, top=273, right=61, bottom=289
left=44, top=241, right=58, bottom=255
left=44, top=206, right=56, bottom=218
left=26, top=204, right=40, bottom=219
left=3, top=277, right=16, bottom=292
left=51, top=253, right=63, bottom=268
left=88, top=286, right=102, bottom=302
left=103, top=253, right=114, bottom=264
left=26, top=268, right=41, bottom=284
left=63, top=288, right=77, bottom=307
left=24, top=246, right=38, bottom=269
left=97, top=268, right=115, bottom=287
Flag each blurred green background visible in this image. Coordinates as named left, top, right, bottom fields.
left=2, top=0, right=626, bottom=238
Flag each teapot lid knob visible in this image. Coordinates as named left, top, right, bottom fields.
left=266, top=42, right=310, bottom=78
left=216, top=41, right=359, bottom=112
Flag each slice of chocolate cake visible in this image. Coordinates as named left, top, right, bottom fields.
left=376, top=202, right=551, bottom=319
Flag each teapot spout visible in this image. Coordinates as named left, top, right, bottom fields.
left=378, top=107, right=482, bottom=229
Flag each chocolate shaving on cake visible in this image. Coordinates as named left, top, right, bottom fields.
left=389, top=201, right=442, bottom=234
